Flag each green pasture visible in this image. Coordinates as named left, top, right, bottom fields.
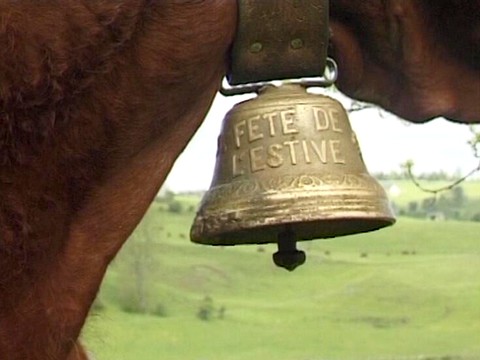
left=383, top=179, right=480, bottom=206
left=83, top=192, right=480, bottom=360
left=382, top=179, right=480, bottom=220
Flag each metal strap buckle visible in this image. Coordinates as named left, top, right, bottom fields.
left=221, top=57, right=338, bottom=96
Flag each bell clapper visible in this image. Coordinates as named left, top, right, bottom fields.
left=272, top=226, right=306, bottom=271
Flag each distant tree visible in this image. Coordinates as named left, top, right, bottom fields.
left=401, top=126, right=480, bottom=197
left=373, top=171, right=407, bottom=180
left=421, top=197, right=436, bottom=212
left=407, top=201, right=418, bottom=213
left=116, top=224, right=157, bottom=314
left=451, top=186, right=467, bottom=207
left=437, top=194, right=449, bottom=208
left=472, top=213, right=480, bottom=222
left=168, top=200, right=183, bottom=213
left=164, top=190, right=175, bottom=202
left=418, top=171, right=451, bottom=181
left=197, top=296, right=215, bottom=321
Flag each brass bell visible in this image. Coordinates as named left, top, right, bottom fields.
left=191, top=84, right=395, bottom=270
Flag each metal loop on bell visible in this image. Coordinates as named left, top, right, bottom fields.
left=220, top=58, right=338, bottom=97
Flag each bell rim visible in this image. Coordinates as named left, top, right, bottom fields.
left=191, top=186, right=396, bottom=245
left=191, top=214, right=395, bottom=246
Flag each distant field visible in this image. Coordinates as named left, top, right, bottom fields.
left=383, top=179, right=480, bottom=206
left=83, top=194, right=480, bottom=360
left=172, top=179, right=480, bottom=212
left=171, top=179, right=480, bottom=215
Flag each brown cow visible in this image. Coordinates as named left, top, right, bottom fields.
left=0, top=1, right=478, bottom=359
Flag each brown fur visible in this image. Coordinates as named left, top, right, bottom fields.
left=0, top=1, right=236, bottom=359
left=329, top=0, right=480, bottom=122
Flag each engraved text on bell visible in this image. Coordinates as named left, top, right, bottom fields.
left=229, top=105, right=347, bottom=176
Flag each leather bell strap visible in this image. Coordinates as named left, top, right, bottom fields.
left=227, top=0, right=329, bottom=86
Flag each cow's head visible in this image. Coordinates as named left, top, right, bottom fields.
left=329, top=0, right=480, bottom=123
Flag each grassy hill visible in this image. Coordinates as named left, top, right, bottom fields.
left=83, top=193, right=480, bottom=360
left=382, top=179, right=480, bottom=221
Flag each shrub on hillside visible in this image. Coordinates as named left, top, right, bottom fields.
left=196, top=296, right=226, bottom=321
left=118, top=288, right=148, bottom=314
left=472, top=212, right=480, bottom=222
left=197, top=296, right=215, bottom=321
left=153, top=303, right=169, bottom=318
left=168, top=200, right=183, bottom=213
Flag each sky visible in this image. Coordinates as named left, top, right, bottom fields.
left=164, top=89, right=478, bottom=193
